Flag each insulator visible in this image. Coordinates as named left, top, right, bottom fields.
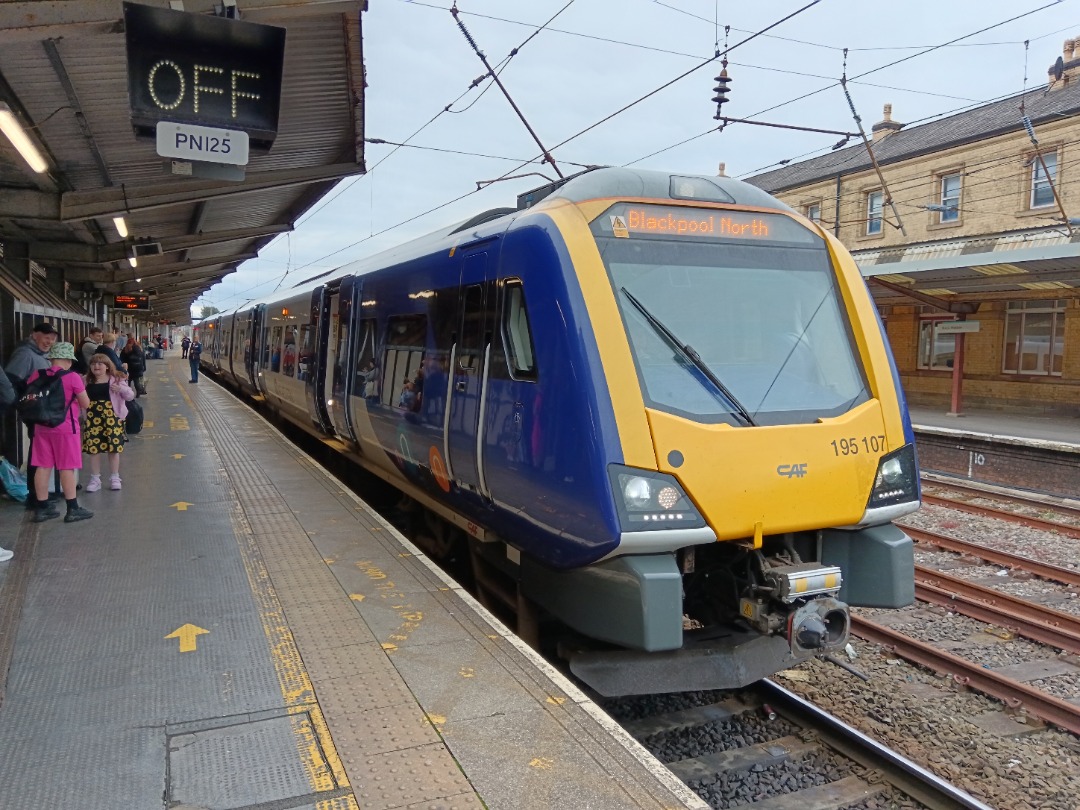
left=1022, top=115, right=1038, bottom=143
left=712, top=68, right=732, bottom=120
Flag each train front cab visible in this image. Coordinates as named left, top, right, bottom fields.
left=515, top=172, right=921, bottom=696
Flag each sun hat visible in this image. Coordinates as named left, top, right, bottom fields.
left=45, top=342, right=77, bottom=360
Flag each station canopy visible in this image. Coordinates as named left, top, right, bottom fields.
left=0, top=0, right=365, bottom=324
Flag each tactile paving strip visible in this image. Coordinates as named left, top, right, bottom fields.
left=193, top=385, right=480, bottom=807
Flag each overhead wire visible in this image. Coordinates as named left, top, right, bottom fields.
left=202, top=2, right=1075, bottom=309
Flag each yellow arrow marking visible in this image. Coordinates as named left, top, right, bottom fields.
left=170, top=501, right=193, bottom=511
left=165, top=623, right=209, bottom=652
left=172, top=454, right=185, bottom=460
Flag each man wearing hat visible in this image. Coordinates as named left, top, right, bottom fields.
left=4, top=322, right=59, bottom=511
left=25, top=342, right=93, bottom=523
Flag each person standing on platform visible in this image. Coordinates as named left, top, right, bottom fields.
left=25, top=342, right=93, bottom=523
left=82, top=354, right=134, bottom=493
left=80, top=327, right=103, bottom=372
left=120, top=336, right=147, bottom=397
left=181, top=336, right=191, bottom=359
left=188, top=337, right=202, bottom=383
left=96, top=332, right=125, bottom=372
left=4, top=322, right=58, bottom=512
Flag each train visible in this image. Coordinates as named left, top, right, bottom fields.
left=199, top=167, right=920, bottom=696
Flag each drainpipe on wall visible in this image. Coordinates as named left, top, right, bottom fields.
left=833, top=173, right=842, bottom=237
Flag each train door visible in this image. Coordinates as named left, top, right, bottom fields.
left=323, top=285, right=345, bottom=437
left=328, top=276, right=359, bottom=445
left=247, top=305, right=266, bottom=392
left=446, top=251, right=495, bottom=496
left=305, top=285, right=335, bottom=434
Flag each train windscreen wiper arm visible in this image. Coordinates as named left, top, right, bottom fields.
left=620, top=287, right=757, bottom=427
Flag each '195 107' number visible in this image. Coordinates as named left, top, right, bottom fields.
left=831, top=435, right=886, bottom=455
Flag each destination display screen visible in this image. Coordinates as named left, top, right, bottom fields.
left=596, top=204, right=817, bottom=245
left=114, top=294, right=150, bottom=311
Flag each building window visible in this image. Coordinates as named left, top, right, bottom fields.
left=805, top=203, right=821, bottom=223
left=917, top=312, right=956, bottom=370
left=1031, top=151, right=1058, bottom=209
left=939, top=173, right=961, bottom=221
left=866, top=190, right=883, bottom=235
left=1003, top=299, right=1065, bottom=375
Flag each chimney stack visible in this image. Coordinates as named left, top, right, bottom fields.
left=1048, top=37, right=1080, bottom=89
left=871, top=103, right=903, bottom=141
left=717, top=162, right=728, bottom=177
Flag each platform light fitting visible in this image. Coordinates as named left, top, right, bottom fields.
left=128, top=255, right=138, bottom=269
left=113, top=216, right=129, bottom=238
left=0, top=101, right=48, bottom=173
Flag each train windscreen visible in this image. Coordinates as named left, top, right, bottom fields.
left=593, top=209, right=870, bottom=426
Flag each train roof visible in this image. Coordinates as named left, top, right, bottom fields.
left=210, top=168, right=794, bottom=317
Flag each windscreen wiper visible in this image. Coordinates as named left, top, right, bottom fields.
left=621, top=287, right=757, bottom=427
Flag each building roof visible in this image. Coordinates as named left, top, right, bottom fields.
left=746, top=80, right=1080, bottom=194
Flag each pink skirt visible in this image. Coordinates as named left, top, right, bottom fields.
left=31, top=424, right=84, bottom=470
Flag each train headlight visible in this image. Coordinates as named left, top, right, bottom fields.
left=867, top=444, right=920, bottom=509
left=623, top=476, right=652, bottom=508
left=609, top=465, right=707, bottom=532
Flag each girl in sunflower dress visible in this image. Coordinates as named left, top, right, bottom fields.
left=83, top=353, right=135, bottom=492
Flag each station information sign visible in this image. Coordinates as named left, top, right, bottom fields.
left=124, top=3, right=286, bottom=148
left=114, top=294, right=151, bottom=311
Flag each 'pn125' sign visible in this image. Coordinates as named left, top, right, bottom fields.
left=124, top=3, right=285, bottom=148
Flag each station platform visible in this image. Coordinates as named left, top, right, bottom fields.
left=0, top=352, right=703, bottom=810
left=910, top=405, right=1080, bottom=448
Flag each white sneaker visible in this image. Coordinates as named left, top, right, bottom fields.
left=0, top=547, right=13, bottom=563
left=85, top=474, right=102, bottom=493
left=110, top=475, right=122, bottom=491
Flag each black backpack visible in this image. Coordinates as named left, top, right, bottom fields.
left=15, top=370, right=73, bottom=428
left=124, top=398, right=144, bottom=435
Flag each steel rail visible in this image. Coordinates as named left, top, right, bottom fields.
left=851, top=615, right=1080, bottom=736
left=900, top=524, right=1080, bottom=588
left=915, top=565, right=1080, bottom=655
left=757, top=679, right=995, bottom=810
left=921, top=493, right=1080, bottom=540
left=922, top=478, right=1080, bottom=521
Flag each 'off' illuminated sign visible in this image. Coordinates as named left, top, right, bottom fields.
left=124, top=3, right=286, bottom=148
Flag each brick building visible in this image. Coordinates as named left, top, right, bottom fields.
left=747, top=41, right=1080, bottom=417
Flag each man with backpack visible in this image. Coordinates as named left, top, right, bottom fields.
left=79, top=327, right=103, bottom=373
left=4, top=322, right=58, bottom=512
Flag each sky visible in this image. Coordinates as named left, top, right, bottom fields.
left=192, top=0, right=1079, bottom=316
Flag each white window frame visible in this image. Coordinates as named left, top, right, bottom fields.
left=916, top=310, right=956, bottom=371
left=866, top=190, right=883, bottom=235
left=939, top=173, right=961, bottom=222
left=1031, top=151, right=1058, bottom=209
left=805, top=203, right=821, bottom=223
left=1003, top=299, right=1065, bottom=376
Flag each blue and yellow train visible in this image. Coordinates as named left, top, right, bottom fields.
left=200, top=168, right=920, bottom=695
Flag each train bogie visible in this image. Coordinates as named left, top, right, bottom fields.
left=199, top=167, right=920, bottom=696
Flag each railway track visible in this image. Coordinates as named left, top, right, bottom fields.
left=875, top=511, right=1080, bottom=735
left=607, top=681, right=991, bottom=809
left=922, top=477, right=1080, bottom=527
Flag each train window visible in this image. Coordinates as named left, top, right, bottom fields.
left=297, top=324, right=313, bottom=381
left=501, top=280, right=537, bottom=380
left=382, top=315, right=427, bottom=409
left=354, top=318, right=378, bottom=399
left=459, top=284, right=483, bottom=371
left=270, top=326, right=283, bottom=373
left=261, top=326, right=271, bottom=368
left=282, top=326, right=298, bottom=377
